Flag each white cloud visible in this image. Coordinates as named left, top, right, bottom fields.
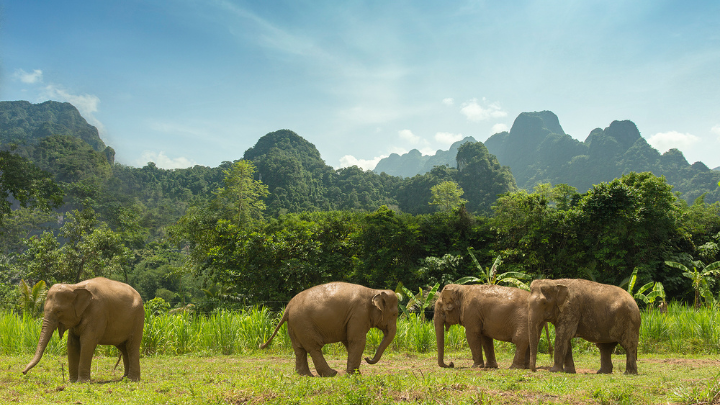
left=712, top=125, right=720, bottom=140
left=338, top=155, right=386, bottom=171
left=14, top=69, right=43, bottom=84
left=442, top=98, right=454, bottom=106
left=460, top=98, right=507, bottom=122
left=435, top=132, right=463, bottom=146
left=137, top=151, right=197, bottom=170
left=398, top=129, right=420, bottom=144
left=647, top=131, right=700, bottom=152
left=491, top=123, right=509, bottom=134
left=41, top=84, right=105, bottom=134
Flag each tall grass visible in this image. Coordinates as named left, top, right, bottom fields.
left=2, top=302, right=718, bottom=357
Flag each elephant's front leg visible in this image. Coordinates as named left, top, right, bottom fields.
left=77, top=335, right=99, bottom=382
left=551, top=327, right=574, bottom=373
left=345, top=336, right=367, bottom=375
left=480, top=335, right=498, bottom=368
left=67, top=334, right=81, bottom=382
left=465, top=327, right=485, bottom=368
left=562, top=343, right=576, bottom=373
left=596, top=342, right=616, bottom=374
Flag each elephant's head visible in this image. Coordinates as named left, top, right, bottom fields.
left=528, top=280, right=569, bottom=371
left=23, top=283, right=93, bottom=375
left=364, top=290, right=399, bottom=365
left=434, top=284, right=463, bottom=368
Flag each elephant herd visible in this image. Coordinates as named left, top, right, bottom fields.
left=21, top=277, right=640, bottom=382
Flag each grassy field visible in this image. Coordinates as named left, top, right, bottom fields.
left=2, top=303, right=720, bottom=404
left=2, top=350, right=719, bottom=404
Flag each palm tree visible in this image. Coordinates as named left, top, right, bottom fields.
left=665, top=260, right=720, bottom=309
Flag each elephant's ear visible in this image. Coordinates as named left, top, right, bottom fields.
left=555, top=284, right=570, bottom=314
left=372, top=292, right=390, bottom=322
left=73, top=288, right=93, bottom=318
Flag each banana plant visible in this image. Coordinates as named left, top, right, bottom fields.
left=395, top=282, right=440, bottom=321
left=18, top=279, right=47, bottom=318
left=621, top=267, right=666, bottom=307
left=456, top=248, right=532, bottom=291
left=665, top=260, right=720, bottom=309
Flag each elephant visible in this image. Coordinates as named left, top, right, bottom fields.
left=23, top=277, right=145, bottom=382
left=434, top=284, right=544, bottom=369
left=527, top=278, right=641, bottom=375
left=259, top=282, right=399, bottom=377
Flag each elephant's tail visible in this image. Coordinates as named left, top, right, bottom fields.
left=259, top=310, right=288, bottom=349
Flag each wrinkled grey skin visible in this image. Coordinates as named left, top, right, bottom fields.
left=434, top=284, right=539, bottom=369
left=23, top=277, right=144, bottom=382
left=260, top=282, right=399, bottom=377
left=528, top=278, right=640, bottom=375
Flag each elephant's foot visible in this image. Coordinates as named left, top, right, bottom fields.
left=563, top=367, right=577, bottom=374
left=549, top=365, right=564, bottom=373
left=346, top=368, right=361, bottom=375
left=597, top=367, right=613, bottom=374
left=484, top=362, right=499, bottom=369
left=509, top=363, right=527, bottom=370
left=317, top=368, right=338, bottom=377
left=471, top=362, right=485, bottom=368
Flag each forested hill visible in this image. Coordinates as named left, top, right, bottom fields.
left=0, top=101, right=517, bottom=220
left=377, top=110, right=720, bottom=204
left=0, top=101, right=111, bottom=157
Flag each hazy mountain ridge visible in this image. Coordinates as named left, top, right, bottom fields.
left=373, top=136, right=477, bottom=178
left=376, top=110, right=720, bottom=203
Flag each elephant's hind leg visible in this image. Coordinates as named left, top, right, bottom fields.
left=116, top=344, right=130, bottom=378
left=309, top=348, right=337, bottom=377
left=292, top=346, right=313, bottom=376
left=622, top=342, right=639, bottom=375
left=596, top=342, right=616, bottom=374
left=481, top=336, right=498, bottom=368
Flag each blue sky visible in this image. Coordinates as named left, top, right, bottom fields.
left=2, top=0, right=720, bottom=170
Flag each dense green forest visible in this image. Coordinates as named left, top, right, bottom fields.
left=1, top=100, right=719, bottom=313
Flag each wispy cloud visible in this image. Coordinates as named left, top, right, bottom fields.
left=41, top=84, right=105, bottom=134
left=460, top=98, right=507, bottom=122
left=712, top=125, right=720, bottom=140
left=491, top=123, right=509, bottom=134
left=136, top=151, right=197, bottom=170
left=647, top=131, right=700, bottom=152
left=398, top=129, right=420, bottom=144
left=338, top=154, right=385, bottom=171
left=14, top=69, right=43, bottom=84
left=435, top=132, right=463, bottom=146
left=442, top=98, right=454, bottom=106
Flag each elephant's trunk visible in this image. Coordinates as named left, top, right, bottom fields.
left=434, top=309, right=454, bottom=368
left=528, top=312, right=543, bottom=372
left=365, top=323, right=396, bottom=365
left=23, top=317, right=57, bottom=375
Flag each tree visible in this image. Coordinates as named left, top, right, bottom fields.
left=665, top=260, right=720, bottom=309
left=18, top=279, right=47, bottom=317
left=429, top=181, right=467, bottom=212
left=457, top=248, right=532, bottom=290
left=212, top=160, right=268, bottom=227
left=0, top=149, right=63, bottom=225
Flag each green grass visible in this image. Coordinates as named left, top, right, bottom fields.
left=2, top=351, right=719, bottom=404
left=3, top=303, right=720, bottom=403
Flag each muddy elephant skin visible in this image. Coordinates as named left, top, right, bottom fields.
left=23, top=277, right=144, bottom=382
left=260, top=282, right=399, bottom=377
left=528, top=278, right=640, bottom=375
